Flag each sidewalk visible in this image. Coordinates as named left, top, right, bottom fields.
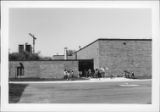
left=9, top=77, right=151, bottom=84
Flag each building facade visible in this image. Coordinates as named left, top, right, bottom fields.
left=10, top=38, right=152, bottom=79
left=76, top=38, right=152, bottom=78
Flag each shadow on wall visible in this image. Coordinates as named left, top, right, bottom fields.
left=9, top=83, right=28, bottom=103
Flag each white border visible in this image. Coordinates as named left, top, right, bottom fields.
left=1, top=1, right=160, bottom=112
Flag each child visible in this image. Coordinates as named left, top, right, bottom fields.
left=71, top=71, right=74, bottom=79
left=64, top=69, right=67, bottom=80
left=66, top=71, right=70, bottom=80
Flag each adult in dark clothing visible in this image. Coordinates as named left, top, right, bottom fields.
left=131, top=72, right=135, bottom=79
left=92, top=69, right=95, bottom=78
left=94, top=69, right=98, bottom=78
left=97, top=70, right=101, bottom=80
left=71, top=70, right=74, bottom=78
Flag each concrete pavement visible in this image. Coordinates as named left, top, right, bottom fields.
left=14, top=80, right=151, bottom=103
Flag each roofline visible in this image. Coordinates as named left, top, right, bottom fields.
left=9, top=59, right=93, bottom=61
left=98, top=38, right=152, bottom=41
left=75, top=38, right=152, bottom=53
left=53, top=55, right=64, bottom=56
left=53, top=55, right=75, bottom=56
left=75, top=39, right=99, bottom=53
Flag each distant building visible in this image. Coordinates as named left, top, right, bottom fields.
left=53, top=47, right=76, bottom=60
left=53, top=55, right=75, bottom=60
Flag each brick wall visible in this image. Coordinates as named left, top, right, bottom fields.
left=76, top=41, right=99, bottom=69
left=9, top=61, right=79, bottom=79
left=12, top=39, right=151, bottom=79
left=99, top=40, right=152, bottom=78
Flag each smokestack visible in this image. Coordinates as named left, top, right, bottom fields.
left=25, top=43, right=32, bottom=54
left=18, top=44, right=24, bottom=54
left=64, top=47, right=68, bottom=60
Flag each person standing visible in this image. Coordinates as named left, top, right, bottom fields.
left=131, top=72, right=135, bottom=79
left=67, top=71, right=70, bottom=80
left=100, top=67, right=105, bottom=78
left=79, top=71, right=82, bottom=77
left=88, top=69, right=92, bottom=78
left=64, top=69, right=67, bottom=80
left=97, top=69, right=101, bottom=80
left=71, top=70, right=74, bottom=79
left=94, top=69, right=98, bottom=78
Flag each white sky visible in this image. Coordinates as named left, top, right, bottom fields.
left=9, top=8, right=151, bottom=57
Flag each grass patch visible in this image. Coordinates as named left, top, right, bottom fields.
left=9, top=83, right=28, bottom=103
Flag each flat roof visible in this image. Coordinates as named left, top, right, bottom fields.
left=53, top=54, right=64, bottom=56
left=76, top=38, right=152, bottom=53
left=97, top=38, right=152, bottom=41
left=10, top=59, right=93, bottom=61
left=53, top=55, right=74, bottom=56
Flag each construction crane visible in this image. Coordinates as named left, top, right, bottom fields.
left=29, top=33, right=37, bottom=53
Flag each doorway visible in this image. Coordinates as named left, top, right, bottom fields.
left=78, top=59, right=94, bottom=77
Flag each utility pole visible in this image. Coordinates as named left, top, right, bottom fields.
left=29, top=33, right=37, bottom=53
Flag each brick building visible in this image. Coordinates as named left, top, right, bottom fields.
left=9, top=38, right=152, bottom=79
left=76, top=38, right=152, bottom=78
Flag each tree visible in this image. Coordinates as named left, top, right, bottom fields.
left=9, top=52, right=41, bottom=61
left=66, top=50, right=76, bottom=56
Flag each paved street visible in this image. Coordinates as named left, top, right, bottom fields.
left=14, top=80, right=151, bottom=104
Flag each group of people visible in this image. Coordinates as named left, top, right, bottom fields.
left=63, top=69, right=75, bottom=80
left=82, top=67, right=107, bottom=79
left=63, top=67, right=135, bottom=80
left=63, top=67, right=108, bottom=80
left=124, top=70, right=135, bottom=79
